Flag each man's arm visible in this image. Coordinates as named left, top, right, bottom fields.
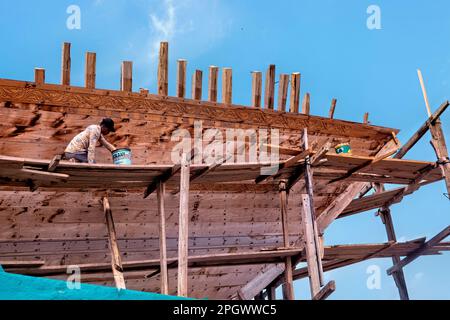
left=99, top=135, right=116, bottom=152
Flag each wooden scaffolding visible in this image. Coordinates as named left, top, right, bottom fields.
left=0, top=42, right=448, bottom=300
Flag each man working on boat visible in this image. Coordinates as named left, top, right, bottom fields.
left=63, top=118, right=117, bottom=164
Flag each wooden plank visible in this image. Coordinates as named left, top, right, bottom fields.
left=417, top=69, right=432, bottom=116
left=61, top=42, right=71, bottom=86
left=158, top=42, right=169, bottom=96
left=387, top=225, right=450, bottom=275
left=222, top=68, right=232, bottom=105
left=34, top=68, right=45, bottom=85
left=208, top=66, right=219, bottom=102
left=395, top=101, right=449, bottom=159
left=329, top=98, right=337, bottom=119
left=85, top=52, right=96, bottom=89
left=329, top=147, right=398, bottom=183
left=191, top=70, right=203, bottom=100
left=176, top=60, right=187, bottom=98
left=120, top=61, right=133, bottom=92
left=157, top=182, right=169, bottom=295
left=279, top=180, right=294, bottom=300
left=278, top=74, right=289, bottom=112
left=264, top=65, right=275, bottom=109
left=251, top=71, right=262, bottom=108
left=289, top=73, right=301, bottom=113
left=237, top=264, right=285, bottom=300
left=102, top=197, right=126, bottom=290
left=177, top=156, right=190, bottom=297
left=301, top=93, right=310, bottom=115
left=312, top=281, right=336, bottom=300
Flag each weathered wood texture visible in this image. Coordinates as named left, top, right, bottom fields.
left=251, top=72, right=262, bottom=108
left=120, top=61, right=133, bottom=92
left=264, top=65, right=275, bottom=110
left=61, top=43, right=71, bottom=86
left=85, top=52, right=96, bottom=89
left=158, top=42, right=169, bottom=96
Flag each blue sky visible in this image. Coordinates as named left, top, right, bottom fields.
left=0, top=0, right=449, bottom=299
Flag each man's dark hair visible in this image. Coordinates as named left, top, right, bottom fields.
left=100, top=118, right=116, bottom=132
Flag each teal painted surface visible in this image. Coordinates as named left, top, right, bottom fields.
left=0, top=266, right=187, bottom=300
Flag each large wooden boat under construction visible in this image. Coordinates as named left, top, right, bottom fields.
left=0, top=42, right=448, bottom=300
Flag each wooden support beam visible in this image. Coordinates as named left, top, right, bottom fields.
left=61, top=42, right=71, bottom=86
left=387, top=225, right=450, bottom=275
left=429, top=120, right=450, bottom=196
left=85, top=52, right=96, bottom=89
left=176, top=60, right=187, bottom=98
left=279, top=180, right=294, bottom=300
left=285, top=141, right=332, bottom=191
left=329, top=98, right=337, bottom=119
left=120, top=61, right=133, bottom=92
left=34, top=68, right=45, bottom=85
left=301, top=93, right=310, bottom=115
left=375, top=183, right=409, bottom=300
left=301, top=194, right=323, bottom=298
left=329, top=147, right=398, bottom=184
left=264, top=65, right=276, bottom=109
left=278, top=74, right=289, bottom=112
left=222, top=68, right=232, bottom=104
left=102, top=197, right=126, bottom=290
left=289, top=73, right=301, bottom=113
left=394, top=101, right=449, bottom=159
left=177, top=155, right=190, bottom=297
left=208, top=66, right=219, bottom=102
left=237, top=264, right=285, bottom=300
left=312, top=281, right=336, bottom=300
left=158, top=42, right=169, bottom=96
left=157, top=182, right=169, bottom=295
left=251, top=71, right=262, bottom=108
left=191, top=70, right=203, bottom=100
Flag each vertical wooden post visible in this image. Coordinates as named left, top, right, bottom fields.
left=157, top=182, right=169, bottom=295
left=289, top=73, right=301, bottom=113
left=280, top=180, right=294, bottom=300
left=301, top=93, right=310, bottom=115
left=268, top=285, right=277, bottom=300
left=374, top=185, right=409, bottom=300
left=158, top=42, right=169, bottom=96
left=278, top=74, right=289, bottom=112
left=329, top=98, right=337, bottom=119
left=364, top=112, right=369, bottom=124
left=85, top=52, right=96, bottom=89
left=208, top=66, right=219, bottom=102
left=191, top=70, right=203, bottom=100
left=301, top=129, right=325, bottom=298
left=430, top=121, right=450, bottom=196
left=177, top=59, right=187, bottom=98
left=121, top=61, right=133, bottom=92
left=177, top=155, right=190, bottom=297
left=264, top=65, right=276, bottom=109
left=61, top=42, right=71, bottom=86
left=222, top=68, right=233, bottom=105
left=102, top=197, right=126, bottom=290
left=251, top=71, right=262, bottom=108
left=34, top=68, right=45, bottom=85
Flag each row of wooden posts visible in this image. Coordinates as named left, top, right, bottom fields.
left=32, top=42, right=345, bottom=119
